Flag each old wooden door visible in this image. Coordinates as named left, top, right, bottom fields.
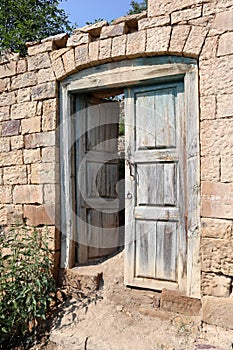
left=124, top=81, right=187, bottom=292
left=75, top=96, right=120, bottom=264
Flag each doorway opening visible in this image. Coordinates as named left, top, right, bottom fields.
left=73, top=89, right=125, bottom=266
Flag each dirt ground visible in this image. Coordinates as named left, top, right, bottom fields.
left=33, top=251, right=233, bottom=350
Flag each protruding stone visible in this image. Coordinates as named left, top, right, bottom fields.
left=24, top=131, right=55, bottom=149
left=146, top=26, right=171, bottom=55
left=100, top=23, right=127, bottom=39
left=67, top=33, right=91, bottom=47
left=202, top=296, right=233, bottom=329
left=41, top=33, right=68, bottom=48
left=202, top=273, right=232, bottom=297
left=138, top=15, right=170, bottom=30
left=24, top=204, right=55, bottom=226
left=160, top=289, right=201, bottom=316
left=73, top=20, right=108, bottom=38
left=127, top=31, right=146, bottom=57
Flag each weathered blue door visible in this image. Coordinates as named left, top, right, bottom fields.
left=124, top=81, right=187, bottom=292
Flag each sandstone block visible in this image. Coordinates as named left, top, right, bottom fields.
left=67, top=32, right=91, bottom=47
left=24, top=204, right=55, bottom=226
left=201, top=181, right=233, bottom=219
left=200, top=119, right=233, bottom=157
left=62, top=49, right=76, bottom=75
left=0, top=61, right=16, bottom=78
left=221, top=155, right=233, bottom=183
left=41, top=33, right=68, bottom=48
left=146, top=26, right=171, bottom=55
left=0, top=150, right=22, bottom=166
left=169, top=25, right=190, bottom=54
left=0, top=168, right=2, bottom=185
left=171, top=6, right=202, bottom=24
left=73, top=20, right=108, bottom=37
left=0, top=186, right=12, bottom=203
left=17, top=87, right=31, bottom=103
left=203, top=1, right=233, bottom=16
left=184, top=26, right=208, bottom=58
left=148, top=0, right=204, bottom=17
left=42, top=99, right=57, bottom=131
left=212, top=9, right=233, bottom=33
left=17, top=59, right=27, bottom=74
left=38, top=67, right=55, bottom=84
left=88, top=41, right=100, bottom=64
left=0, top=91, right=16, bottom=107
left=13, top=185, right=43, bottom=204
left=138, top=15, right=170, bottom=30
left=160, top=289, right=201, bottom=316
left=111, top=35, right=127, bottom=61
left=201, top=238, right=233, bottom=276
left=11, top=71, right=37, bottom=90
left=0, top=106, right=10, bottom=121
left=201, top=218, right=233, bottom=240
left=31, top=163, right=56, bottom=184
left=200, top=95, right=216, bottom=120
left=42, top=147, right=57, bottom=163
left=0, top=206, right=7, bottom=225
left=75, top=44, right=89, bottom=68
left=0, top=138, right=10, bottom=152
left=217, top=32, right=233, bottom=57
left=24, top=131, right=55, bottom=149
left=44, top=184, right=58, bottom=204
left=11, top=135, right=24, bottom=150
left=100, top=23, right=127, bottom=39
left=21, top=116, right=41, bottom=134
left=51, top=57, right=66, bottom=80
left=6, top=204, right=23, bottom=225
left=217, top=94, right=233, bottom=118
left=99, top=38, right=112, bottom=62
left=2, top=120, right=20, bottom=136
left=28, top=52, right=51, bottom=71
left=23, top=148, right=41, bottom=164
left=202, top=296, right=233, bottom=329
left=200, top=56, right=233, bottom=96
left=0, top=50, right=19, bottom=64
left=201, top=156, right=220, bottom=182
left=27, top=40, right=56, bottom=56
left=4, top=165, right=27, bottom=185
left=126, top=31, right=146, bottom=57
left=31, top=81, right=57, bottom=100
left=0, top=78, right=10, bottom=93
left=112, top=11, right=146, bottom=25
left=11, top=101, right=37, bottom=119
left=202, top=273, right=231, bottom=297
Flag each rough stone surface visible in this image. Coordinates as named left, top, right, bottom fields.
left=21, top=116, right=41, bottom=134
left=0, top=61, right=17, bottom=78
left=183, top=26, right=208, bottom=58
left=201, top=238, right=233, bottom=275
left=100, top=23, right=127, bottom=39
left=31, top=163, right=55, bottom=184
left=201, top=181, right=233, bottom=219
left=23, top=148, right=41, bottom=164
left=202, top=296, right=233, bottom=329
left=13, top=185, right=43, bottom=204
left=62, top=49, right=76, bottom=74
left=42, top=99, right=57, bottom=131
left=126, top=31, right=146, bottom=57
left=11, top=71, right=37, bottom=90
left=201, top=218, right=233, bottom=240
left=217, top=93, right=233, bottom=118
left=221, top=155, right=233, bottom=182
left=28, top=52, right=51, bottom=71
left=24, top=131, right=56, bottom=149
left=17, top=87, right=31, bottom=103
left=0, top=91, right=16, bottom=107
left=0, top=186, right=12, bottom=204
left=160, top=289, right=201, bottom=316
left=67, top=33, right=91, bottom=47
left=38, top=67, right=55, bottom=84
left=11, top=101, right=37, bottom=119
left=51, top=56, right=66, bottom=80
left=99, top=38, right=112, bottom=62
left=0, top=150, right=22, bottom=166
left=200, top=95, right=216, bottom=120
left=75, top=44, right=89, bottom=67
left=146, top=26, right=171, bottom=55
left=201, top=273, right=232, bottom=297
left=171, top=6, right=202, bottom=24
left=201, top=156, right=220, bottom=182
left=10, top=135, right=24, bottom=150
left=0, top=106, right=10, bottom=121
left=31, top=81, right=57, bottom=100
left=211, top=9, right=233, bottom=33
left=169, top=25, right=190, bottom=54
left=111, top=35, right=127, bottom=60
left=4, top=165, right=27, bottom=185
left=24, top=204, right=55, bottom=226
left=138, top=15, right=170, bottom=30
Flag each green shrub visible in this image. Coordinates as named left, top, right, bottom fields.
left=0, top=225, right=55, bottom=349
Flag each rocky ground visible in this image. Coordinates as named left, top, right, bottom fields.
left=31, top=252, right=233, bottom=350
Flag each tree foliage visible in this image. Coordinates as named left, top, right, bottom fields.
left=0, top=0, right=73, bottom=55
left=128, top=0, right=148, bottom=15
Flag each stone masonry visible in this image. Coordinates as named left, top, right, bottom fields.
left=0, top=0, right=233, bottom=331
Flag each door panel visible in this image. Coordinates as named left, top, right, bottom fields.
left=75, top=96, right=120, bottom=264
left=125, top=81, right=186, bottom=292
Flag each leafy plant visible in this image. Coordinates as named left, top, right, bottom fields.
left=0, top=225, right=55, bottom=349
left=128, top=0, right=148, bottom=15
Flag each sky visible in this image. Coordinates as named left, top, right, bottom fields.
left=59, top=0, right=132, bottom=28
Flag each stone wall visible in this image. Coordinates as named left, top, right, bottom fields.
left=0, top=0, right=233, bottom=330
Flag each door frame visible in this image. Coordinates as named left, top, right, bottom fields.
left=59, top=56, right=200, bottom=297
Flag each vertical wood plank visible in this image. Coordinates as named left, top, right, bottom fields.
left=136, top=92, right=155, bottom=149
left=164, top=162, right=177, bottom=206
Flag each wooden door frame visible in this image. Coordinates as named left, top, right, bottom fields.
left=59, top=56, right=200, bottom=297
